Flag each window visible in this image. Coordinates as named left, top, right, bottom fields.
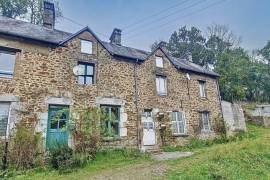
left=0, top=103, right=10, bottom=136
left=77, top=62, right=94, bottom=85
left=200, top=112, right=210, bottom=131
left=101, top=106, right=120, bottom=137
left=155, top=56, right=163, bottom=68
left=142, top=109, right=152, bottom=118
left=156, top=76, right=167, bottom=95
left=172, top=111, right=186, bottom=135
left=199, top=81, right=206, bottom=97
left=81, top=40, right=92, bottom=54
left=0, top=51, right=16, bottom=78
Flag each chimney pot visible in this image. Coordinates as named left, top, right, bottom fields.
left=110, top=28, right=122, bottom=45
left=43, top=1, right=55, bottom=29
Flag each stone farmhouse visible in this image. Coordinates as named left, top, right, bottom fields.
left=0, top=2, right=222, bottom=151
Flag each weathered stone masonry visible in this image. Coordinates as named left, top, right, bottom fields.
left=0, top=18, right=222, bottom=149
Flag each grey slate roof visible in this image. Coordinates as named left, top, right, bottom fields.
left=102, top=41, right=150, bottom=61
left=0, top=16, right=71, bottom=44
left=164, top=49, right=219, bottom=77
left=0, top=15, right=219, bottom=77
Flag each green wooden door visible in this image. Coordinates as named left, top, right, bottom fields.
left=46, top=105, right=69, bottom=150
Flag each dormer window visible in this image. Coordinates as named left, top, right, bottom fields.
left=81, top=40, right=92, bottom=54
left=155, top=56, right=163, bottom=68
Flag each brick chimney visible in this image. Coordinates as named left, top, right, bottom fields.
left=43, top=1, right=55, bottom=29
left=110, top=28, right=122, bottom=45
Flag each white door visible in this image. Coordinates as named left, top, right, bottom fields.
left=142, top=111, right=156, bottom=146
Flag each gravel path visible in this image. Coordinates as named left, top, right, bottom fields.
left=90, top=162, right=168, bottom=180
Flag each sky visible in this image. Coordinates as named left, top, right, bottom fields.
left=56, top=0, right=270, bottom=52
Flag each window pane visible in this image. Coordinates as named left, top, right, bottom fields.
left=0, top=103, right=10, bottom=136
left=172, top=121, right=178, bottom=134
left=178, top=121, right=185, bottom=134
left=0, top=52, right=16, bottom=78
left=78, top=76, right=85, bottom=84
left=50, top=119, right=58, bottom=129
left=199, top=81, right=206, bottom=97
left=111, top=107, right=119, bottom=121
left=81, top=40, right=93, bottom=54
left=172, top=112, right=177, bottom=121
left=112, top=121, right=119, bottom=135
left=177, top=112, right=183, bottom=122
left=59, top=120, right=67, bottom=129
left=159, top=77, right=166, bottom=94
left=85, top=76, right=93, bottom=85
left=156, top=77, right=160, bottom=93
left=78, top=64, right=86, bottom=75
left=202, top=113, right=210, bottom=131
left=86, top=65, right=93, bottom=75
left=156, top=57, right=163, bottom=68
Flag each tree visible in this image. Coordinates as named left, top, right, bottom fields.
left=258, top=40, right=270, bottom=74
left=0, top=0, right=29, bottom=19
left=166, top=26, right=210, bottom=65
left=0, top=0, right=62, bottom=25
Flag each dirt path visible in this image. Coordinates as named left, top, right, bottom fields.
left=89, top=162, right=168, bottom=180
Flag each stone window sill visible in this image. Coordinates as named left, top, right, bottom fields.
left=0, top=77, right=13, bottom=80
left=172, top=134, right=188, bottom=137
left=76, top=83, right=96, bottom=87
left=102, top=136, right=121, bottom=142
left=200, top=130, right=212, bottom=134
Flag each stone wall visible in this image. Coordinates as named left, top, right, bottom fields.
left=221, top=101, right=246, bottom=135
left=0, top=30, right=222, bottom=149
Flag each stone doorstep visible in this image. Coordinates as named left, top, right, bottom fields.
left=151, top=151, right=193, bottom=161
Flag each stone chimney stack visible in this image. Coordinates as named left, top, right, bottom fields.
left=43, top=1, right=55, bottom=29
left=110, top=28, right=122, bottom=45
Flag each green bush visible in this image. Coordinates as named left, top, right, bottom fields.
left=9, top=122, right=44, bottom=170
left=48, top=145, right=88, bottom=173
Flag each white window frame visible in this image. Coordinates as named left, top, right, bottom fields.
left=0, top=102, right=11, bottom=138
left=81, top=40, right=93, bottom=54
left=155, top=56, right=163, bottom=68
left=171, top=111, right=186, bottom=135
left=200, top=112, right=211, bottom=132
left=156, top=76, right=167, bottom=96
left=199, top=81, right=206, bottom=98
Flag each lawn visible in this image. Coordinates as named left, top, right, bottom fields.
left=10, top=124, right=270, bottom=179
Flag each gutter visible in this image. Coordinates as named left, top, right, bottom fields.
left=133, top=59, right=141, bottom=149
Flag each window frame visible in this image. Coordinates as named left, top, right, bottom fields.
left=0, top=102, right=11, bottom=137
left=100, top=105, right=120, bottom=137
left=80, top=40, right=93, bottom=54
left=0, top=50, right=16, bottom=79
left=199, top=80, right=206, bottom=98
left=77, top=62, right=95, bottom=85
left=200, top=112, right=211, bottom=132
left=171, top=111, right=186, bottom=135
left=155, top=56, right=164, bottom=68
left=156, top=75, right=167, bottom=96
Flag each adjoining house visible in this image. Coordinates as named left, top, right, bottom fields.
left=0, top=1, right=222, bottom=151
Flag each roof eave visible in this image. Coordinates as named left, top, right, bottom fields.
left=0, top=31, right=60, bottom=46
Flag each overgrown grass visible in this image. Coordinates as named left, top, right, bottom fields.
left=166, top=124, right=270, bottom=179
left=162, top=124, right=258, bottom=152
left=12, top=149, right=150, bottom=180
